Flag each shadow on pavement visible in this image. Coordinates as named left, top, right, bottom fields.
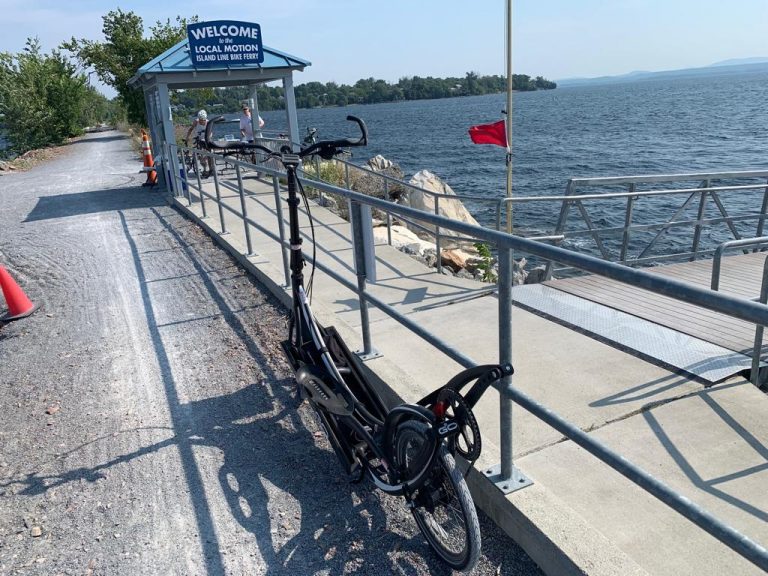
left=1, top=201, right=448, bottom=575
left=24, top=187, right=165, bottom=222
left=68, top=132, right=129, bottom=145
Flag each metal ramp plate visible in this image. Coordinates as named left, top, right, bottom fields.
left=512, top=284, right=758, bottom=384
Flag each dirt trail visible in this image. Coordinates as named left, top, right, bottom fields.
left=0, top=132, right=541, bottom=575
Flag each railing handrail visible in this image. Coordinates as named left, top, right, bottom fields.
left=711, top=237, right=768, bottom=290
left=498, top=182, right=768, bottom=203
left=570, top=169, right=768, bottom=186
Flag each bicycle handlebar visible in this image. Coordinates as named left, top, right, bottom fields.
left=204, top=115, right=367, bottom=160
left=300, top=115, right=368, bottom=158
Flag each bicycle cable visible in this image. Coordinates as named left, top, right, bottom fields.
left=296, top=176, right=317, bottom=302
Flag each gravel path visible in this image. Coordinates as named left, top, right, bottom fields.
left=0, top=132, right=543, bottom=575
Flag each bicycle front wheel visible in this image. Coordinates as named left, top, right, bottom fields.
left=396, top=422, right=481, bottom=571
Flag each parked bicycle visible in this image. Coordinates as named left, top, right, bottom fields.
left=181, top=137, right=199, bottom=176
left=205, top=115, right=513, bottom=571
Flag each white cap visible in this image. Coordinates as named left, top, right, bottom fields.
left=197, top=110, right=207, bottom=120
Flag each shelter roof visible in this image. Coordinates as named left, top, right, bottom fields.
left=128, top=38, right=310, bottom=88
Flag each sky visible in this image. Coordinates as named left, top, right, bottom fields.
left=1, top=0, right=767, bottom=97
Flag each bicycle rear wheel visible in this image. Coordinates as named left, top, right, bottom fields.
left=395, top=421, right=481, bottom=572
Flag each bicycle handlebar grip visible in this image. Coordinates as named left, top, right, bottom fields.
left=346, top=115, right=368, bottom=146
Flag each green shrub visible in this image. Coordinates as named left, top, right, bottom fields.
left=473, top=242, right=497, bottom=283
left=0, top=39, right=89, bottom=153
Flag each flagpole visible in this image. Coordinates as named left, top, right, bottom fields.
left=505, top=0, right=513, bottom=234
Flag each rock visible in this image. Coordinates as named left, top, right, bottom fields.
left=402, top=170, right=480, bottom=247
left=0, top=161, right=10, bottom=171
left=30, top=526, right=42, bottom=537
left=372, top=225, right=436, bottom=257
left=317, top=194, right=337, bottom=212
left=353, top=156, right=404, bottom=201
left=525, top=265, right=547, bottom=284
left=367, top=155, right=393, bottom=171
left=441, top=249, right=475, bottom=272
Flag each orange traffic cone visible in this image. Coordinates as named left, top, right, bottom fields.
left=0, top=266, right=37, bottom=322
left=141, top=130, right=157, bottom=186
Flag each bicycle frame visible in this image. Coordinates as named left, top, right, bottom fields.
left=203, top=114, right=514, bottom=571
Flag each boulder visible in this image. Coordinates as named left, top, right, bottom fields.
left=525, top=265, right=547, bottom=284
left=367, top=155, right=394, bottom=171
left=352, top=156, right=406, bottom=213
left=372, top=224, right=436, bottom=257
left=401, top=170, right=479, bottom=247
left=441, top=249, right=475, bottom=273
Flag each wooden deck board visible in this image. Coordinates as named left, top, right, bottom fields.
left=545, top=251, right=768, bottom=354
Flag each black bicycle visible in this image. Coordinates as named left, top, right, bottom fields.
left=205, top=115, right=513, bottom=572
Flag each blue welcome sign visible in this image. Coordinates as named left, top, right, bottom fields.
left=187, top=21, right=264, bottom=68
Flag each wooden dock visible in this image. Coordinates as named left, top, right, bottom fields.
left=544, top=251, right=768, bottom=355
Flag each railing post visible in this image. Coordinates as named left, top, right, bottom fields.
left=750, top=256, right=768, bottom=386
left=544, top=179, right=575, bottom=279
left=180, top=146, right=192, bottom=205
left=620, top=184, right=635, bottom=263
left=384, top=179, right=393, bottom=245
left=211, top=159, right=227, bottom=235
left=691, top=179, right=710, bottom=261
left=484, top=246, right=532, bottom=494
left=350, top=200, right=380, bottom=360
left=192, top=150, right=203, bottom=206
left=757, top=177, right=768, bottom=239
left=315, top=155, right=323, bottom=203
left=236, top=165, right=255, bottom=256
left=435, top=195, right=442, bottom=274
left=273, top=175, right=290, bottom=287
left=192, top=149, right=207, bottom=219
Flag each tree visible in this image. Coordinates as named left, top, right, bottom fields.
left=0, top=38, right=89, bottom=153
left=62, top=10, right=195, bottom=125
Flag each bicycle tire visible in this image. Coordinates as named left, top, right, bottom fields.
left=394, top=421, right=481, bottom=572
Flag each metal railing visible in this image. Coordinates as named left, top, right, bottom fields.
left=277, top=159, right=768, bottom=285
left=710, top=237, right=768, bottom=385
left=533, top=171, right=768, bottom=279
left=166, top=143, right=768, bottom=572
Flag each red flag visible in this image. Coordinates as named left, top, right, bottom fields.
left=468, top=120, right=507, bottom=147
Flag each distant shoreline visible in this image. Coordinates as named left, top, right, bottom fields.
left=559, top=60, right=768, bottom=87
left=172, top=73, right=556, bottom=115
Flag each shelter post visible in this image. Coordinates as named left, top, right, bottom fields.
left=156, top=84, right=181, bottom=197
left=248, top=83, right=262, bottom=140
left=282, top=75, right=300, bottom=152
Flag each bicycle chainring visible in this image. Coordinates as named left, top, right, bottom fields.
left=436, top=389, right=482, bottom=462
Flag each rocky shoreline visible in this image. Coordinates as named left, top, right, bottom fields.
left=308, top=154, right=544, bottom=286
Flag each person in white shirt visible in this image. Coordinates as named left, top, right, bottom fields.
left=185, top=109, right=214, bottom=178
left=239, top=103, right=264, bottom=143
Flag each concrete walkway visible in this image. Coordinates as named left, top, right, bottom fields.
left=174, top=166, right=768, bottom=576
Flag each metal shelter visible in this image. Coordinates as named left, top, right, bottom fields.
left=127, top=36, right=310, bottom=190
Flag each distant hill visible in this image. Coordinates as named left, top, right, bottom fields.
left=558, top=58, right=768, bottom=87
left=710, top=57, right=768, bottom=67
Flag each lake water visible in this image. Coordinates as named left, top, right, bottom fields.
left=253, top=70, right=768, bottom=254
